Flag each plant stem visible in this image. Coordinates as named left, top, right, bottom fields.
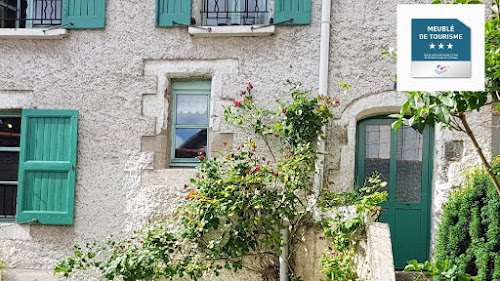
left=458, top=112, right=500, bottom=196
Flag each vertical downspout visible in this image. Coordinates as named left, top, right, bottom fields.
left=315, top=0, right=332, bottom=197
left=279, top=1, right=332, bottom=281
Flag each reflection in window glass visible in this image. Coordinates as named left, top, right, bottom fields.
left=0, top=115, right=19, bottom=219
left=364, top=125, right=391, bottom=192
left=176, top=95, right=208, bottom=125
left=0, top=117, right=21, bottom=147
left=175, top=128, right=207, bottom=159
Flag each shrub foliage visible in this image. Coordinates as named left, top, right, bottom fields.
left=434, top=162, right=500, bottom=281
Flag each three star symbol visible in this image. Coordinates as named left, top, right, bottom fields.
left=429, top=43, right=454, bottom=49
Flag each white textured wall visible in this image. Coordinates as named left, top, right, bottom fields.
left=0, top=0, right=322, bottom=279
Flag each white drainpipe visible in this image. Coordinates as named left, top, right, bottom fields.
left=315, top=0, right=332, bottom=196
left=279, top=1, right=332, bottom=281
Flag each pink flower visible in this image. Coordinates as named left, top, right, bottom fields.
left=255, top=167, right=261, bottom=172
left=246, top=82, right=253, bottom=89
left=234, top=100, right=242, bottom=107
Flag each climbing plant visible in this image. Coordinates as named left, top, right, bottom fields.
left=318, top=174, right=388, bottom=281
left=55, top=82, right=387, bottom=281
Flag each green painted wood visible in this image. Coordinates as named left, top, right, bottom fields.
left=355, top=117, right=433, bottom=269
left=274, top=0, right=311, bottom=25
left=16, top=109, right=78, bottom=225
left=156, top=0, right=191, bottom=27
left=62, top=0, right=106, bottom=29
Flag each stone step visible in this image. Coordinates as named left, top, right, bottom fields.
left=395, top=271, right=432, bottom=281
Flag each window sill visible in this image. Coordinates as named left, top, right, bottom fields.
left=188, top=25, right=275, bottom=37
left=0, top=28, right=67, bottom=39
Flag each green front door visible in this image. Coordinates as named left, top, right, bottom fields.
left=355, top=117, right=433, bottom=269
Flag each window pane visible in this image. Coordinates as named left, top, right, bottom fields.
left=0, top=184, right=17, bottom=218
left=364, top=125, right=391, bottom=192
left=176, top=95, right=208, bottom=125
left=0, top=117, right=21, bottom=147
left=175, top=128, right=207, bottom=159
left=396, top=126, right=423, bottom=203
left=0, top=151, right=19, bottom=181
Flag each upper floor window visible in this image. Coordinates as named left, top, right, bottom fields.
left=0, top=0, right=106, bottom=29
left=201, top=0, right=269, bottom=26
left=156, top=0, right=310, bottom=27
left=0, top=0, right=62, bottom=28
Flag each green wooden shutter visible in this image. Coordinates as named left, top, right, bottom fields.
left=156, top=0, right=191, bottom=27
left=274, top=0, right=311, bottom=25
left=16, top=109, right=79, bottom=225
left=62, top=0, right=106, bottom=29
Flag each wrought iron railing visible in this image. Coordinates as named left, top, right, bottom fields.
left=201, top=0, right=269, bottom=26
left=0, top=0, right=62, bottom=28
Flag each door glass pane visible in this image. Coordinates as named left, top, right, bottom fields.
left=0, top=117, right=21, bottom=147
left=364, top=125, right=391, bottom=192
left=0, top=151, right=19, bottom=181
left=396, top=126, right=423, bottom=203
left=175, top=128, right=207, bottom=159
left=176, top=95, right=208, bottom=125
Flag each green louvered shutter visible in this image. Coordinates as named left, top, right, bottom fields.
left=16, top=109, right=79, bottom=225
left=62, top=0, right=106, bottom=29
left=156, top=0, right=191, bottom=27
left=274, top=0, right=311, bottom=25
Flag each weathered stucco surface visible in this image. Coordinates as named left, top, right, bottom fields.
left=0, top=0, right=322, bottom=280
left=0, top=0, right=495, bottom=280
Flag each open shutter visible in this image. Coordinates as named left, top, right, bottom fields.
left=274, top=0, right=311, bottom=25
left=16, top=109, right=78, bottom=225
left=156, top=0, right=191, bottom=27
left=62, top=0, right=106, bottom=29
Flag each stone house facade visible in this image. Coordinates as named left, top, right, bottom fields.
left=0, top=0, right=495, bottom=280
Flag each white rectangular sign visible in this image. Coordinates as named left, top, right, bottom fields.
left=397, top=4, right=484, bottom=91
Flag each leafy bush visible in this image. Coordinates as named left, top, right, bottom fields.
left=404, top=259, right=477, bottom=281
left=318, top=174, right=388, bottom=281
left=434, top=163, right=500, bottom=281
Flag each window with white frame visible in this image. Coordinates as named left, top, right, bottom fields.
left=170, top=81, right=210, bottom=167
left=0, top=0, right=62, bottom=28
left=201, top=0, right=269, bottom=26
left=0, top=113, right=20, bottom=221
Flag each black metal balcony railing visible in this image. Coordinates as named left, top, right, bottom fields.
left=202, top=0, right=269, bottom=26
left=0, top=0, right=62, bottom=28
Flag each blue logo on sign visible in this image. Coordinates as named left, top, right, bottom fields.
left=412, top=19, right=470, bottom=62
